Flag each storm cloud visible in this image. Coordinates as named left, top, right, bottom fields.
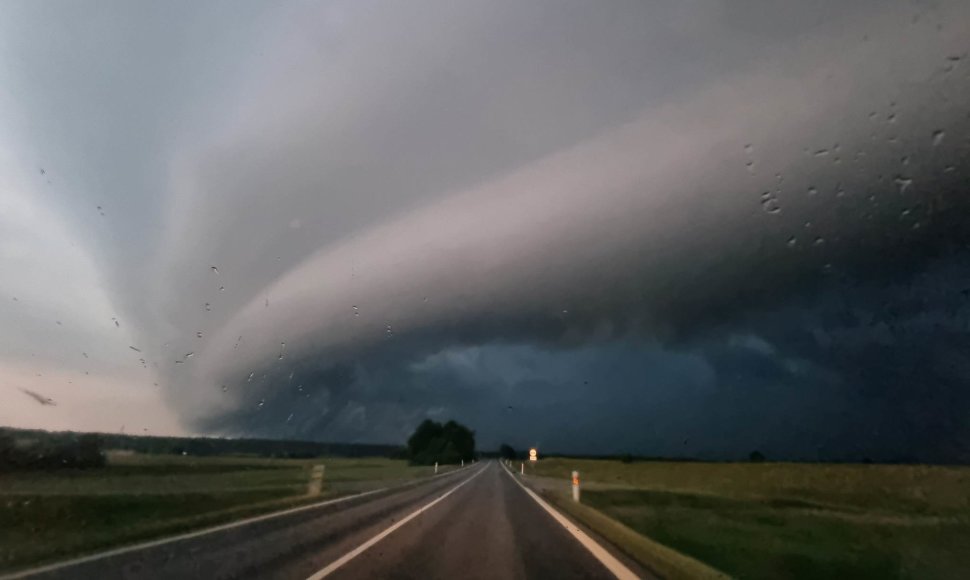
left=1, top=0, right=969, bottom=461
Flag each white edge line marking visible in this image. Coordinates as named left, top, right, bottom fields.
left=0, top=466, right=470, bottom=580
left=306, top=464, right=488, bottom=580
left=501, top=463, right=640, bottom=580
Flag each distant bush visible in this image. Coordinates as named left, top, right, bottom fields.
left=749, top=450, right=766, bottom=463
left=620, top=453, right=635, bottom=464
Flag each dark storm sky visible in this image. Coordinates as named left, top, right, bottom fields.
left=1, top=0, right=969, bottom=461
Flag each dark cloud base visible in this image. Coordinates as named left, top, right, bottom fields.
left=202, top=236, right=970, bottom=463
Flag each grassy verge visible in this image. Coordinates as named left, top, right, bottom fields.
left=0, top=453, right=451, bottom=572
left=522, top=458, right=970, bottom=580
left=538, top=486, right=728, bottom=580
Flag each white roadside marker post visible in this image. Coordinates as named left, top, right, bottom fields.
left=521, top=462, right=524, bottom=474
left=308, top=464, right=325, bottom=496
left=461, top=459, right=464, bottom=467
left=572, top=470, right=580, bottom=503
left=434, top=461, right=438, bottom=474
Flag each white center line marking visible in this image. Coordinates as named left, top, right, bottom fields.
left=305, top=464, right=488, bottom=579
left=502, top=463, right=640, bottom=580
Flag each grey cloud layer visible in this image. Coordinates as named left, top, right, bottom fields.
left=2, top=0, right=969, bottom=459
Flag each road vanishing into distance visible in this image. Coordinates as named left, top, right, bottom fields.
left=6, top=462, right=650, bottom=580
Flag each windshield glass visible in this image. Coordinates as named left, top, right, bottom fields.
left=1, top=1, right=968, bottom=579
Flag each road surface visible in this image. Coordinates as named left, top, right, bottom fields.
left=7, top=462, right=651, bottom=580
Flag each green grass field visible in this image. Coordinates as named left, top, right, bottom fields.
left=0, top=452, right=450, bottom=572
left=526, top=458, right=970, bottom=580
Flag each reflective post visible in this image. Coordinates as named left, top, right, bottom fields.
left=308, top=464, right=325, bottom=496
left=434, top=461, right=438, bottom=474
left=520, top=462, right=524, bottom=474
left=572, top=470, right=580, bottom=502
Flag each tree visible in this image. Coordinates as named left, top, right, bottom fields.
left=406, top=419, right=476, bottom=465
left=498, top=443, right=517, bottom=460
left=749, top=450, right=766, bottom=462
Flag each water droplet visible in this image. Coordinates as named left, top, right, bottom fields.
left=286, top=413, right=294, bottom=422
left=946, top=54, right=962, bottom=61
left=352, top=305, right=359, bottom=317
left=943, top=165, right=955, bottom=173
left=297, top=384, right=303, bottom=392
left=82, top=352, right=88, bottom=358
left=813, top=237, right=825, bottom=246
left=221, top=385, right=228, bottom=392
left=760, top=192, right=781, bottom=214
left=835, top=183, right=845, bottom=197
left=932, top=130, right=945, bottom=146
left=745, top=161, right=754, bottom=173
left=204, top=302, right=212, bottom=311
left=174, top=360, right=184, bottom=364
left=247, top=372, right=254, bottom=382
left=900, top=208, right=912, bottom=218
left=184, top=352, right=194, bottom=359
left=129, top=346, right=141, bottom=352
left=901, top=156, right=910, bottom=165
left=113, top=317, right=120, bottom=327
left=893, top=175, right=913, bottom=193
left=744, top=144, right=753, bottom=154
left=807, top=186, right=818, bottom=196
left=278, top=342, right=286, bottom=360
left=813, top=149, right=829, bottom=157
left=219, top=286, right=225, bottom=292
left=55, top=320, right=62, bottom=325
left=210, top=265, right=219, bottom=275
left=196, top=331, right=203, bottom=338
left=786, top=236, right=797, bottom=247
left=562, top=309, right=569, bottom=315
left=265, top=298, right=269, bottom=308
left=256, top=399, right=265, bottom=409
left=39, top=168, right=45, bottom=175
left=912, top=221, right=922, bottom=230
left=887, top=113, right=896, bottom=123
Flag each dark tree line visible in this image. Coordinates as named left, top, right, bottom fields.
left=0, top=432, right=105, bottom=471
left=0, top=426, right=410, bottom=471
left=406, top=420, right=476, bottom=465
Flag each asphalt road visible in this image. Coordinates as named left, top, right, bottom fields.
left=10, top=462, right=649, bottom=580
